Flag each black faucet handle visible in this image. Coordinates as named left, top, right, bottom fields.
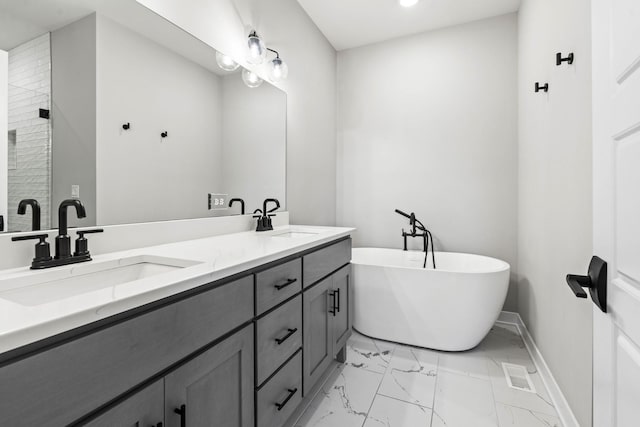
left=12, top=234, right=52, bottom=264
left=74, top=229, right=103, bottom=257
left=76, top=228, right=104, bottom=238
left=12, top=233, right=49, bottom=242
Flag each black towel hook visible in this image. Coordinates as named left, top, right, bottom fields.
left=535, top=82, right=549, bottom=93
left=122, top=122, right=130, bottom=130
left=556, top=52, right=574, bottom=66
left=161, top=131, right=168, bottom=138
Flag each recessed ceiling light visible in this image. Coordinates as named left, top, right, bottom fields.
left=398, top=0, right=420, bottom=7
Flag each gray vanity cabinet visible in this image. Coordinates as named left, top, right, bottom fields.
left=83, top=381, right=164, bottom=427
left=302, top=277, right=333, bottom=396
left=164, top=325, right=254, bottom=427
left=302, top=265, right=352, bottom=396
left=0, top=237, right=352, bottom=427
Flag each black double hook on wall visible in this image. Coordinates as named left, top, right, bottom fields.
left=534, top=52, right=575, bottom=93
left=556, top=52, right=574, bottom=66
left=534, top=82, right=549, bottom=93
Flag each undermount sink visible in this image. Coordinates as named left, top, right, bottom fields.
left=271, top=230, right=320, bottom=239
left=0, top=255, right=202, bottom=306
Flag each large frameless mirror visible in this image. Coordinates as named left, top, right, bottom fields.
left=0, top=0, right=286, bottom=233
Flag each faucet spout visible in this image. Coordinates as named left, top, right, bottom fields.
left=58, top=199, right=86, bottom=237
left=263, top=198, right=280, bottom=214
left=17, top=199, right=41, bottom=231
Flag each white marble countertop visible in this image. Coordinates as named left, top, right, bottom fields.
left=0, top=225, right=354, bottom=355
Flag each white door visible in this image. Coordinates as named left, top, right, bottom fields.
left=591, top=0, right=640, bottom=425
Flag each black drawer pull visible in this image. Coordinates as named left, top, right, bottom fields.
left=274, top=278, right=297, bottom=291
left=275, top=328, right=298, bottom=345
left=275, top=387, right=298, bottom=411
left=335, top=288, right=341, bottom=313
left=174, top=404, right=186, bottom=427
left=329, top=290, right=337, bottom=316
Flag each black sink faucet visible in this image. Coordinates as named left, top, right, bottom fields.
left=56, top=199, right=86, bottom=259
left=254, top=198, right=280, bottom=232
left=17, top=199, right=41, bottom=231
left=12, top=198, right=103, bottom=269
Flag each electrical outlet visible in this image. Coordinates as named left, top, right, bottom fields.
left=71, top=185, right=80, bottom=198
left=208, top=193, right=229, bottom=210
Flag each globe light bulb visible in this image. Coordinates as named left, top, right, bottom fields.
left=268, top=57, right=289, bottom=82
left=247, top=31, right=266, bottom=65
left=215, top=51, right=239, bottom=71
left=242, top=68, right=263, bottom=88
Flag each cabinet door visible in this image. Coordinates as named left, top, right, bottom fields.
left=302, top=277, right=333, bottom=396
left=331, top=265, right=352, bottom=356
left=82, top=380, right=164, bottom=427
left=164, top=325, right=254, bottom=427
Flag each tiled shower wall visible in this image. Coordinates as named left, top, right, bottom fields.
left=7, top=33, right=51, bottom=232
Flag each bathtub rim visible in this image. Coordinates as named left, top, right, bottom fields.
left=351, top=247, right=510, bottom=275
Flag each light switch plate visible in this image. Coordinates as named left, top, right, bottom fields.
left=71, top=185, right=80, bottom=198
left=208, top=193, right=229, bottom=210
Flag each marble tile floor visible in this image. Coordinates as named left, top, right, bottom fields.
left=294, top=323, right=562, bottom=427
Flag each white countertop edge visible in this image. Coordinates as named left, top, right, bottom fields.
left=0, top=225, right=354, bottom=356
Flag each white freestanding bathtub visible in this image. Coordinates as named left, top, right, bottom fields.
left=352, top=248, right=510, bottom=351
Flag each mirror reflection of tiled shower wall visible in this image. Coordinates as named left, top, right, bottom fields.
left=8, top=33, right=51, bottom=232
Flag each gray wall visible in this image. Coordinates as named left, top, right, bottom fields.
left=517, top=0, right=593, bottom=425
left=336, top=14, right=519, bottom=310
left=95, top=14, right=224, bottom=225
left=136, top=0, right=338, bottom=226
left=51, top=15, right=96, bottom=228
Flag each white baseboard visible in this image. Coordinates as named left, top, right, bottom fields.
left=497, top=311, right=580, bottom=427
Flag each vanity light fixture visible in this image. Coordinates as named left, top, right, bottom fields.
left=242, top=68, right=264, bottom=88
left=398, top=0, right=420, bottom=7
left=215, top=51, right=240, bottom=71
left=246, top=31, right=267, bottom=65
left=266, top=48, right=288, bottom=82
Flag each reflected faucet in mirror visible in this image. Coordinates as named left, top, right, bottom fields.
left=17, top=199, right=41, bottom=231
left=229, top=198, right=245, bottom=215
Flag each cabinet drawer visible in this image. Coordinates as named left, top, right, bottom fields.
left=256, top=258, right=302, bottom=314
left=256, top=351, right=302, bottom=427
left=0, top=276, right=253, bottom=427
left=303, top=238, right=351, bottom=288
left=256, top=295, right=302, bottom=385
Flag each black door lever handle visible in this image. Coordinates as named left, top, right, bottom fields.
left=566, top=274, right=589, bottom=298
left=566, top=256, right=607, bottom=313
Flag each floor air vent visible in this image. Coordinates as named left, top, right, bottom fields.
left=501, top=362, right=536, bottom=393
